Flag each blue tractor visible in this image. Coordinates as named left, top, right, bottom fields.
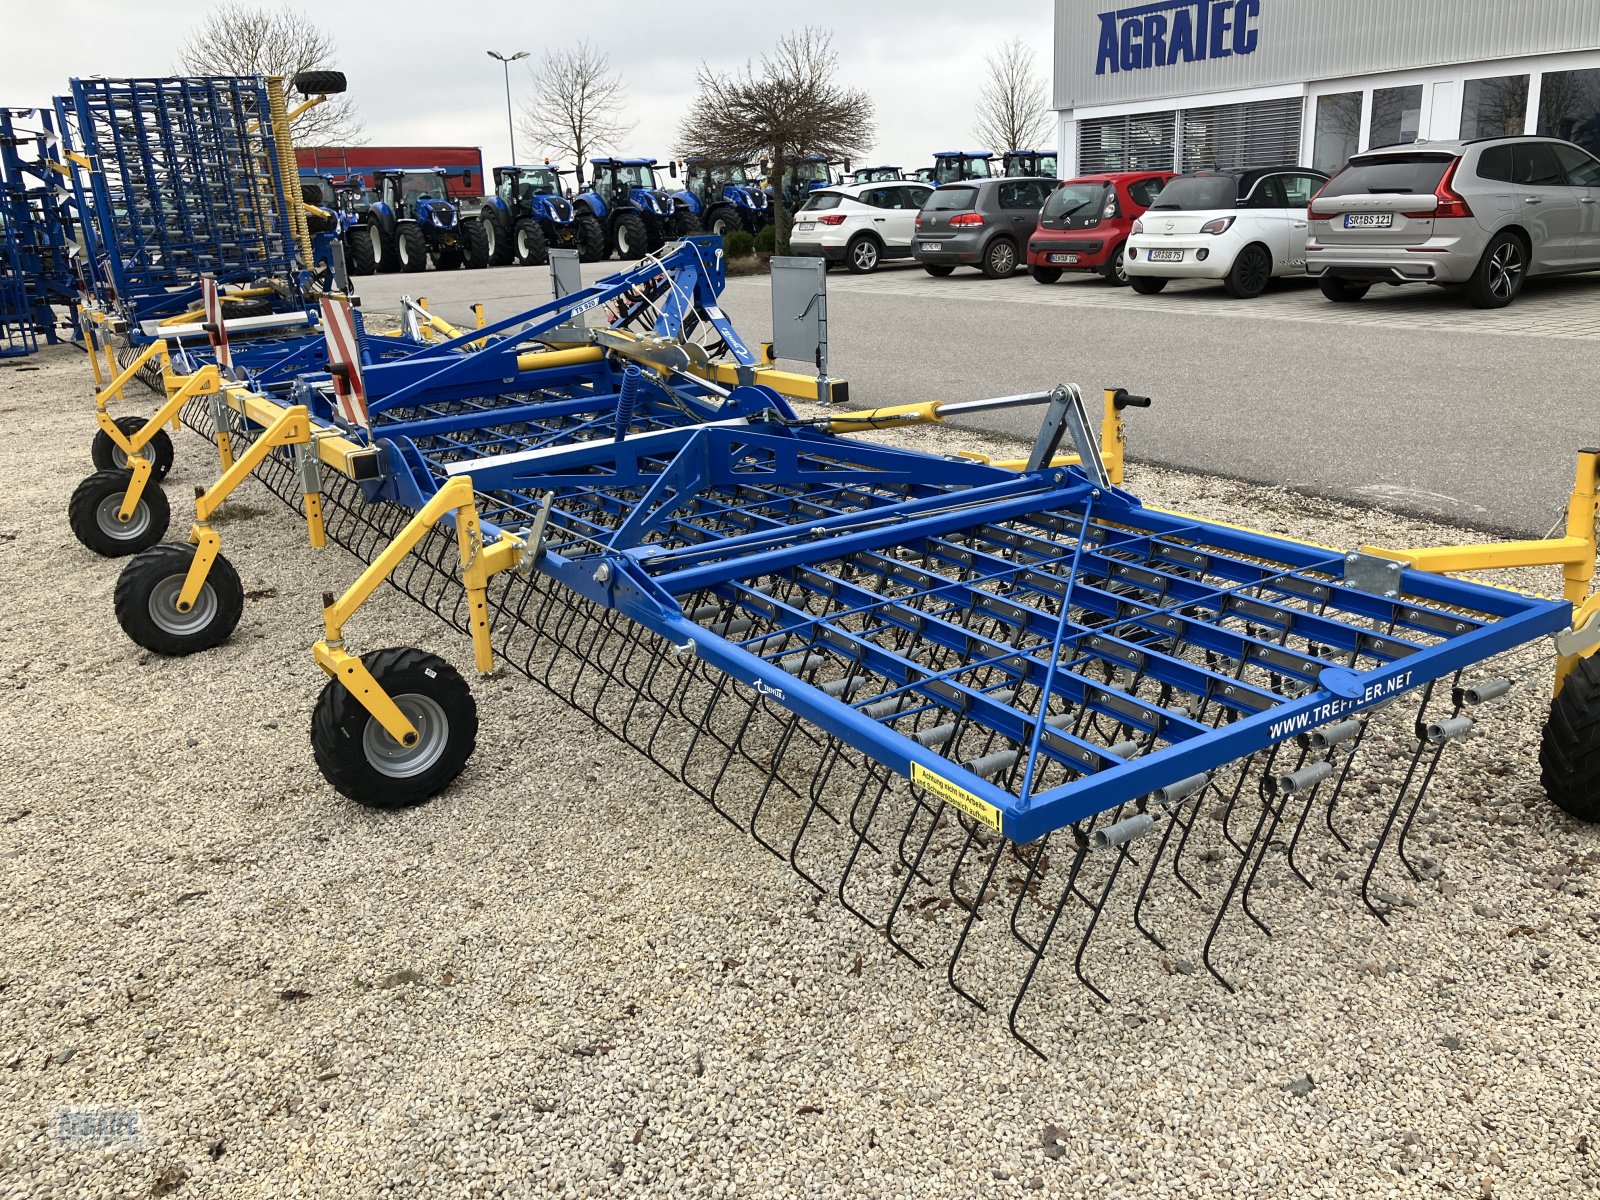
left=847, top=165, right=904, bottom=184
left=677, top=157, right=771, bottom=237
left=928, top=151, right=999, bottom=184
left=770, top=154, right=839, bottom=214
left=1003, top=149, right=1059, bottom=178
left=478, top=163, right=605, bottom=266
left=297, top=171, right=377, bottom=275
left=359, top=167, right=488, bottom=273
left=574, top=157, right=697, bottom=260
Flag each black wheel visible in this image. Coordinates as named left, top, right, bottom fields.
left=513, top=218, right=549, bottom=266
left=1464, top=231, right=1527, bottom=308
left=980, top=237, right=1019, bottom=279
left=640, top=211, right=667, bottom=252
left=576, top=212, right=606, bottom=262
left=481, top=209, right=513, bottom=266
left=1223, top=243, right=1272, bottom=299
left=345, top=225, right=376, bottom=276
left=1129, top=274, right=1168, bottom=295
left=845, top=234, right=882, bottom=274
left=311, top=647, right=478, bottom=808
left=1030, top=266, right=1062, bottom=285
left=396, top=224, right=428, bottom=273
left=613, top=211, right=648, bottom=260
left=1541, top=655, right=1600, bottom=822
left=674, top=207, right=701, bottom=237
left=367, top=222, right=399, bottom=274
left=460, top=218, right=490, bottom=269
left=1318, top=275, right=1371, bottom=303
left=222, top=298, right=274, bottom=319
left=92, top=416, right=173, bottom=481
left=291, top=71, right=347, bottom=96
left=68, top=469, right=170, bottom=557
left=434, top=245, right=463, bottom=270
left=922, top=264, right=955, bottom=277
left=1102, top=242, right=1129, bottom=286
left=114, top=543, right=243, bottom=656
left=706, top=207, right=740, bottom=238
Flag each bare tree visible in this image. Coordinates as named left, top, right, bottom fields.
left=178, top=3, right=362, bottom=146
left=518, top=42, right=635, bottom=179
left=678, top=27, right=874, bottom=253
left=972, top=38, right=1050, bottom=153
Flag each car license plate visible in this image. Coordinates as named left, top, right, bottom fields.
left=1344, top=213, right=1394, bottom=228
left=921, top=242, right=942, bottom=252
left=1048, top=253, right=1078, bottom=264
left=1148, top=249, right=1183, bottom=263
left=796, top=222, right=814, bottom=232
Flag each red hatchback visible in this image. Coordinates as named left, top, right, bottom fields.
left=1027, top=171, right=1175, bottom=286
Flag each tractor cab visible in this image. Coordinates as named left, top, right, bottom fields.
left=1003, top=150, right=1058, bottom=178
left=375, top=168, right=459, bottom=230
left=848, top=165, right=903, bottom=184
left=578, top=157, right=695, bottom=259
left=589, top=157, right=668, bottom=201
left=912, top=167, right=936, bottom=184
left=493, top=164, right=564, bottom=207
left=298, top=173, right=339, bottom=208
left=930, top=151, right=996, bottom=185
left=773, top=155, right=840, bottom=211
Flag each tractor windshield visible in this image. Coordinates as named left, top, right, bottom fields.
left=401, top=171, right=447, bottom=201
left=300, top=177, right=336, bottom=206
left=608, top=164, right=659, bottom=190
left=711, top=163, right=752, bottom=184
left=523, top=168, right=561, bottom=195
left=792, top=161, right=830, bottom=183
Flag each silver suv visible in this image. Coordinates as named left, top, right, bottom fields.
left=1306, top=136, right=1600, bottom=307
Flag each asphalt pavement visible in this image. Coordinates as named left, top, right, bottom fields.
left=354, top=258, right=1600, bottom=537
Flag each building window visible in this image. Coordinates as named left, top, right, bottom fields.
left=1178, top=97, right=1304, bottom=172
left=1369, top=85, right=1423, bottom=148
left=1460, top=75, right=1529, bottom=140
left=1312, top=92, right=1361, bottom=175
left=1077, top=111, right=1177, bottom=174
left=1538, top=67, right=1600, bottom=158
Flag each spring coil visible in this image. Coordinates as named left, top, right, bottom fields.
left=615, top=364, right=641, bottom=442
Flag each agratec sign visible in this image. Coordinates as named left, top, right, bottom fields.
left=1095, top=0, right=1262, bottom=75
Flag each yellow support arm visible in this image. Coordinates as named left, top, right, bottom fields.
left=313, top=476, right=523, bottom=743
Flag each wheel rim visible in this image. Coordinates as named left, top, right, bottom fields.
left=853, top=241, right=877, bottom=270
left=991, top=243, right=1015, bottom=274
left=109, top=444, right=149, bottom=471
left=96, top=492, right=150, bottom=542
left=1113, top=248, right=1128, bottom=283
left=485, top=222, right=497, bottom=256
left=618, top=225, right=634, bottom=255
left=147, top=572, right=218, bottom=636
left=361, top=692, right=450, bottom=779
left=1489, top=241, right=1524, bottom=300
left=368, top=229, right=382, bottom=265
left=517, top=229, right=529, bottom=257
left=1241, top=249, right=1268, bottom=292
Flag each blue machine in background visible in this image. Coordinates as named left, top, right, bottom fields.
left=478, top=163, right=604, bottom=266
left=676, top=157, right=772, bottom=237
left=575, top=157, right=698, bottom=259
left=0, top=106, right=81, bottom=354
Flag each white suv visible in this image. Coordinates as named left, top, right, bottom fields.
left=789, top=181, right=934, bottom=273
left=1125, top=167, right=1329, bottom=298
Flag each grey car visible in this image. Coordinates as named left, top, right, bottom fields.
left=1306, top=135, right=1600, bottom=307
left=912, top=177, right=1056, bottom=278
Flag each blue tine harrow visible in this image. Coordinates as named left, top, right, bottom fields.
left=80, top=237, right=1596, bottom=1054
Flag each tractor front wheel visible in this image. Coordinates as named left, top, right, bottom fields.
left=613, top=211, right=648, bottom=260
left=1540, top=655, right=1600, bottom=822
left=114, top=543, right=244, bottom=656
left=576, top=212, right=606, bottom=262
left=68, top=469, right=170, bottom=557
left=460, top=218, right=490, bottom=269
left=640, top=211, right=667, bottom=252
left=345, top=226, right=376, bottom=276
left=396, top=224, right=428, bottom=273
left=481, top=209, right=513, bottom=266
left=674, top=208, right=701, bottom=238
left=514, top=218, right=549, bottom=266
left=311, top=647, right=478, bottom=808
left=91, top=416, right=174, bottom=481
left=706, top=207, right=740, bottom=238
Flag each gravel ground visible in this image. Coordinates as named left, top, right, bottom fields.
left=2, top=344, right=1598, bottom=1199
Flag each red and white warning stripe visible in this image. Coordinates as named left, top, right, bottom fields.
left=200, top=274, right=232, bottom=371
left=319, top=297, right=369, bottom=431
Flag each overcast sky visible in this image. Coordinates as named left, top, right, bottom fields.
left=6, top=1, right=1055, bottom=171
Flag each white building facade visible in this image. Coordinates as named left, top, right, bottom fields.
left=1051, top=0, right=1600, bottom=178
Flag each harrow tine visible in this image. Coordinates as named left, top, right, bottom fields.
left=945, top=818, right=1004, bottom=1012
left=1009, top=832, right=1090, bottom=1060
left=1201, top=746, right=1283, bottom=992
left=1358, top=683, right=1442, bottom=924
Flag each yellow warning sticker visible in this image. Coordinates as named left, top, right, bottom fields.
left=910, top=763, right=1003, bottom=833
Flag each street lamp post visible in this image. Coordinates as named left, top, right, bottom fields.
left=486, top=50, right=529, bottom=166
